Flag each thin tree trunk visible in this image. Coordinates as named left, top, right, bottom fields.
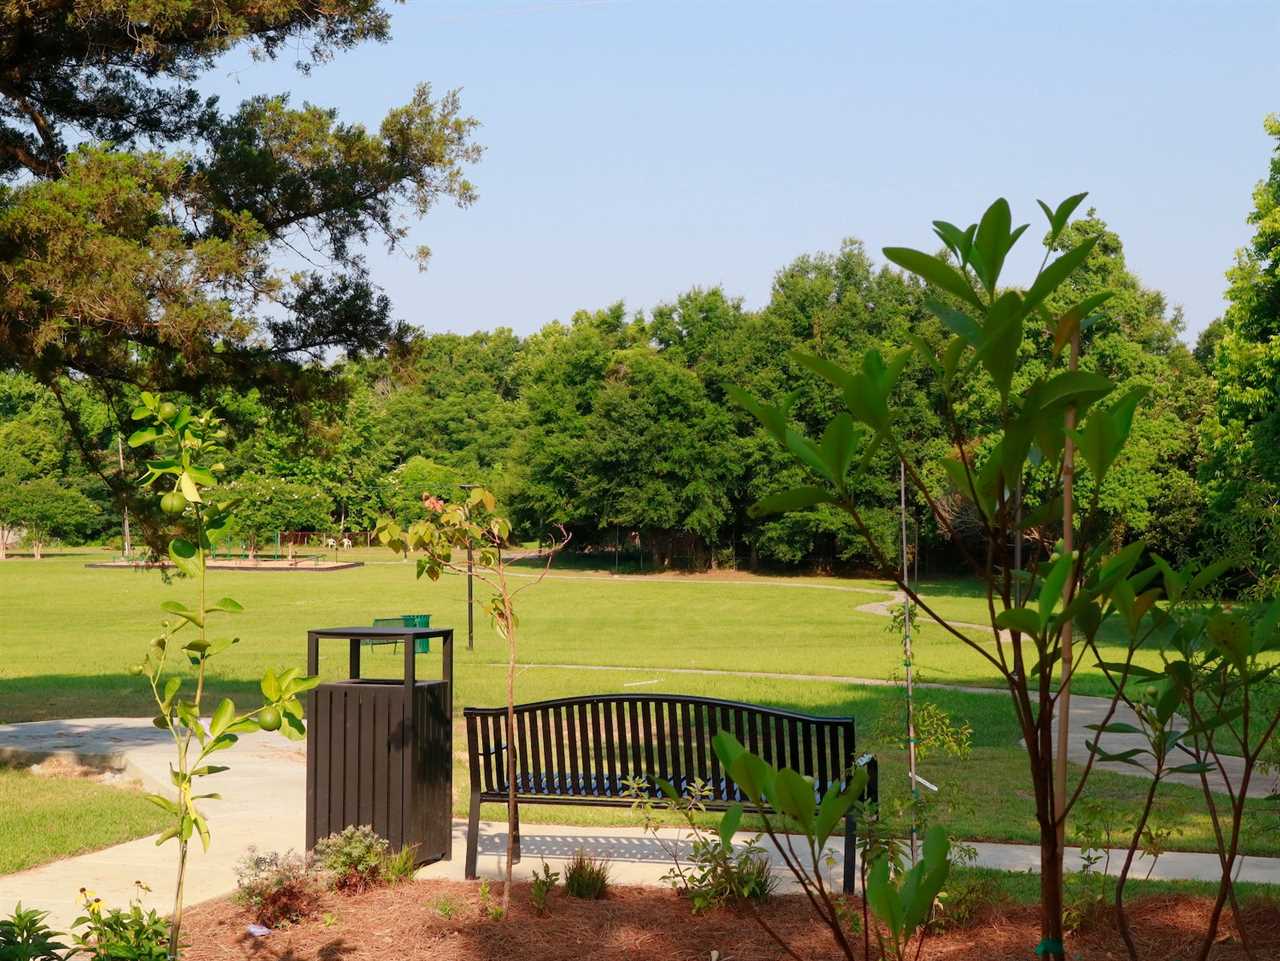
left=1053, top=330, right=1079, bottom=939
left=504, top=601, right=516, bottom=917
left=1116, top=772, right=1162, bottom=960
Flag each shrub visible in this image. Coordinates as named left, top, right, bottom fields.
left=0, top=903, right=68, bottom=961
left=72, top=885, right=169, bottom=961
left=529, top=861, right=559, bottom=915
left=233, top=849, right=318, bottom=927
left=930, top=871, right=1004, bottom=932
left=563, top=850, right=610, bottom=900
left=382, top=844, right=418, bottom=885
left=314, top=826, right=389, bottom=893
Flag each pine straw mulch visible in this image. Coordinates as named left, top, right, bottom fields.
left=180, top=880, right=1280, bottom=961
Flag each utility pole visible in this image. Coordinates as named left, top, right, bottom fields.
left=117, top=434, right=132, bottom=558
left=460, top=483, right=479, bottom=650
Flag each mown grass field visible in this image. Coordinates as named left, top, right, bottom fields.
left=1, top=550, right=1276, bottom=864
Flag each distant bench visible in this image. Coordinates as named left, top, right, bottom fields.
left=463, top=693, right=877, bottom=892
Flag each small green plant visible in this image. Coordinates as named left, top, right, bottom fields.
left=624, top=776, right=776, bottom=913
left=233, top=849, right=317, bottom=927
left=563, top=850, right=611, bottom=900
left=321, top=912, right=338, bottom=929
left=72, top=883, right=170, bottom=961
left=0, top=903, right=67, bottom=961
left=477, top=879, right=505, bottom=920
left=1063, top=797, right=1119, bottom=932
left=128, top=396, right=318, bottom=956
left=382, top=844, right=418, bottom=885
left=1138, top=821, right=1179, bottom=879
left=314, top=825, right=390, bottom=893
left=930, top=870, right=1004, bottom=932
left=864, top=827, right=950, bottom=961
left=529, top=861, right=559, bottom=915
left=431, top=895, right=457, bottom=919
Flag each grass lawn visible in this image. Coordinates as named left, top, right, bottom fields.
left=0, top=765, right=169, bottom=874
left=2, top=551, right=1275, bottom=861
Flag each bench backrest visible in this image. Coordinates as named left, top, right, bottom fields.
left=464, top=694, right=858, bottom=804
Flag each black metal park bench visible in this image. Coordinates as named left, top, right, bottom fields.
left=463, top=693, right=877, bottom=892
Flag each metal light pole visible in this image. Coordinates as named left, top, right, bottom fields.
left=460, top=484, right=479, bottom=650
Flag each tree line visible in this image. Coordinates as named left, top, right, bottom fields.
left=4, top=136, right=1278, bottom=589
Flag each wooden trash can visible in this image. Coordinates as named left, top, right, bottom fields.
left=306, top=625, right=454, bottom=866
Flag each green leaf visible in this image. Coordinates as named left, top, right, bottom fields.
left=168, top=538, right=201, bottom=578
left=1095, top=661, right=1161, bottom=680
left=771, top=768, right=816, bottom=831
left=749, top=486, right=834, bottom=518
left=1187, top=557, right=1234, bottom=597
left=655, top=777, right=679, bottom=802
left=996, top=607, right=1042, bottom=636
left=814, top=775, right=862, bottom=849
left=179, top=471, right=203, bottom=504
left=818, top=413, right=859, bottom=485
left=864, top=854, right=904, bottom=939
left=161, top=677, right=182, bottom=710
left=1022, top=236, right=1098, bottom=317
left=925, top=298, right=982, bottom=345
left=901, top=825, right=951, bottom=937
left=974, top=292, right=1024, bottom=401
left=160, top=600, right=204, bottom=628
left=1037, top=369, right=1114, bottom=413
left=726, top=751, right=772, bottom=806
left=1071, top=386, right=1149, bottom=486
left=1167, top=762, right=1212, bottom=776
left=1038, top=552, right=1075, bottom=623
left=882, top=246, right=983, bottom=309
left=127, top=427, right=161, bottom=448
left=726, top=385, right=792, bottom=443
left=712, top=731, right=745, bottom=769
left=1051, top=292, right=1114, bottom=360
left=207, top=597, right=243, bottom=614
left=784, top=428, right=837, bottom=485
left=143, top=792, right=180, bottom=815
left=971, top=197, right=1014, bottom=293
left=790, top=351, right=853, bottom=391
left=210, top=698, right=235, bottom=737
left=284, top=675, right=322, bottom=696
left=1085, top=722, right=1143, bottom=735
left=260, top=669, right=281, bottom=702
left=718, top=803, right=743, bottom=849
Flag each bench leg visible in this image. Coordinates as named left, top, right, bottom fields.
left=843, top=813, right=856, bottom=895
left=465, top=790, right=481, bottom=880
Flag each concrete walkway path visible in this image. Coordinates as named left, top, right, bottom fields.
left=0, top=718, right=307, bottom=931
left=2, top=713, right=1278, bottom=934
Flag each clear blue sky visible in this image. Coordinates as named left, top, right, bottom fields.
left=207, top=0, right=1280, bottom=343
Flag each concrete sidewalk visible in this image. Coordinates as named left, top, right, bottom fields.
left=2, top=712, right=1277, bottom=934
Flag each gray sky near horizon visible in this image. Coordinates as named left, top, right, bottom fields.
left=205, top=0, right=1280, bottom=345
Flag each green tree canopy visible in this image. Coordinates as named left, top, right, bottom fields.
left=4, top=477, right=100, bottom=558
left=1200, top=114, right=1280, bottom=593
left=223, top=476, right=334, bottom=554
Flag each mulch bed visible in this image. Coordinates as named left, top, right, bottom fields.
left=181, top=881, right=1280, bottom=961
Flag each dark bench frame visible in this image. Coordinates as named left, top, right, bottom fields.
left=464, top=693, right=877, bottom=892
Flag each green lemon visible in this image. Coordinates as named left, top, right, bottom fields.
left=258, top=706, right=282, bottom=731
left=161, top=490, right=186, bottom=514
left=158, top=401, right=178, bottom=421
